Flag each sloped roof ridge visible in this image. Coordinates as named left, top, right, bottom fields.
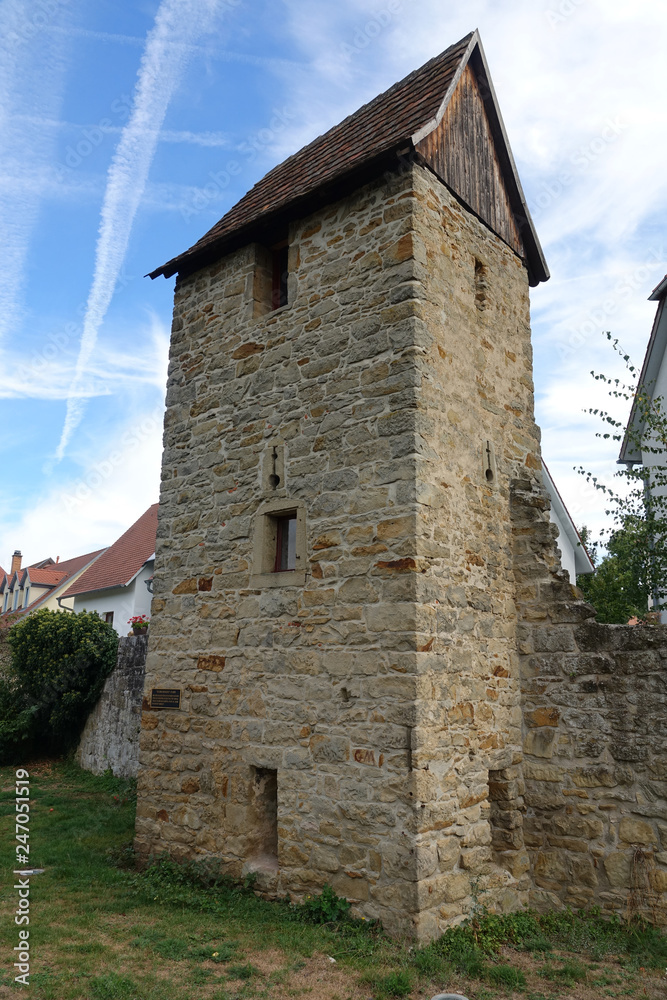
left=52, top=548, right=106, bottom=573
left=62, top=503, right=158, bottom=598
left=542, top=460, right=594, bottom=574
left=253, top=31, right=474, bottom=178
left=649, top=273, right=667, bottom=302
left=149, top=32, right=474, bottom=280
left=26, top=557, right=54, bottom=569
left=619, top=282, right=667, bottom=464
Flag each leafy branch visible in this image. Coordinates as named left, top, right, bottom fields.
left=576, top=333, right=667, bottom=622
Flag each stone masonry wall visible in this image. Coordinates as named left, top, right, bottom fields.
left=513, top=477, right=667, bottom=921
left=387, top=163, right=541, bottom=938
left=137, top=162, right=433, bottom=939
left=77, top=634, right=148, bottom=778
left=135, top=155, right=547, bottom=940
left=135, top=146, right=667, bottom=935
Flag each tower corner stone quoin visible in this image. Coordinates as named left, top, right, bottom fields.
left=134, top=37, right=667, bottom=938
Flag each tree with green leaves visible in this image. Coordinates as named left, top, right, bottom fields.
left=0, top=608, right=118, bottom=763
left=576, top=520, right=655, bottom=623
left=576, top=333, right=667, bottom=624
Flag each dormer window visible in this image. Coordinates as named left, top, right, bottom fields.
left=23, top=587, right=30, bottom=608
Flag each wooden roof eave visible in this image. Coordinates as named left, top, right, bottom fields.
left=650, top=275, right=667, bottom=301
left=411, top=30, right=478, bottom=145
left=412, top=32, right=548, bottom=287
left=151, top=147, right=409, bottom=282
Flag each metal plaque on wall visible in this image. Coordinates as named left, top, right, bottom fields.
left=150, top=688, right=182, bottom=710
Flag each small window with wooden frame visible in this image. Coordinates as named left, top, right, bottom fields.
left=251, top=498, right=306, bottom=588
left=253, top=236, right=290, bottom=317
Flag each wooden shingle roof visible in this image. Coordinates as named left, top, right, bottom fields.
left=149, top=30, right=547, bottom=286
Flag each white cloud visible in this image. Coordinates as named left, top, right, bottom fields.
left=0, top=313, right=170, bottom=401
left=55, top=0, right=227, bottom=462
left=49, top=24, right=301, bottom=72
left=7, top=114, right=232, bottom=148
left=0, top=405, right=164, bottom=567
left=159, top=128, right=229, bottom=147
left=274, top=0, right=667, bottom=535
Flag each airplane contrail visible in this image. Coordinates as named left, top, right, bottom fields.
left=55, top=0, right=224, bottom=461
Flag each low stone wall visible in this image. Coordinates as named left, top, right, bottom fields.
left=77, top=635, right=148, bottom=778
left=512, top=477, right=667, bottom=921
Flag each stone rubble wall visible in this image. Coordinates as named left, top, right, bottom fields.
left=77, top=634, right=148, bottom=778
left=512, top=477, right=667, bottom=921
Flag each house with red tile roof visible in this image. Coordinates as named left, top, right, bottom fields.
left=1, top=548, right=106, bottom=617
left=61, top=504, right=158, bottom=634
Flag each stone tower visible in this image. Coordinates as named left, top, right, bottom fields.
left=136, top=30, right=552, bottom=940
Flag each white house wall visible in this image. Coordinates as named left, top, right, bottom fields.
left=640, top=305, right=667, bottom=621
left=547, top=506, right=577, bottom=583
left=641, top=304, right=667, bottom=473
left=72, top=562, right=153, bottom=635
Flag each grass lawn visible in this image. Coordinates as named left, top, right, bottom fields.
left=0, top=761, right=666, bottom=1000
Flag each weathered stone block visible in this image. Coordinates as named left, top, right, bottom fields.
left=603, top=852, right=632, bottom=888
left=524, top=728, right=556, bottom=759
left=440, top=871, right=470, bottom=903
left=618, top=817, right=657, bottom=845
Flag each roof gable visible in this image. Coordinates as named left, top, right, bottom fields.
left=542, top=461, right=594, bottom=575
left=0, top=548, right=106, bottom=618
left=619, top=275, right=667, bottom=465
left=415, top=61, right=523, bottom=257
left=149, top=30, right=547, bottom=287
left=62, top=504, right=158, bottom=598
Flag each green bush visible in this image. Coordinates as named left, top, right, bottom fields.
left=0, top=609, right=118, bottom=761
left=0, top=610, right=22, bottom=672
left=0, top=673, right=38, bottom=760
left=372, top=970, right=412, bottom=998
left=486, top=963, right=527, bottom=989
left=298, top=883, right=351, bottom=924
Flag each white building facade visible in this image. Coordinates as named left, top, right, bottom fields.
left=542, top=461, right=594, bottom=584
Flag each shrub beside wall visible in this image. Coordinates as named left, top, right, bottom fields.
left=0, top=609, right=118, bottom=763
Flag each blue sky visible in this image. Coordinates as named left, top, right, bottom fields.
left=1, top=0, right=666, bottom=566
